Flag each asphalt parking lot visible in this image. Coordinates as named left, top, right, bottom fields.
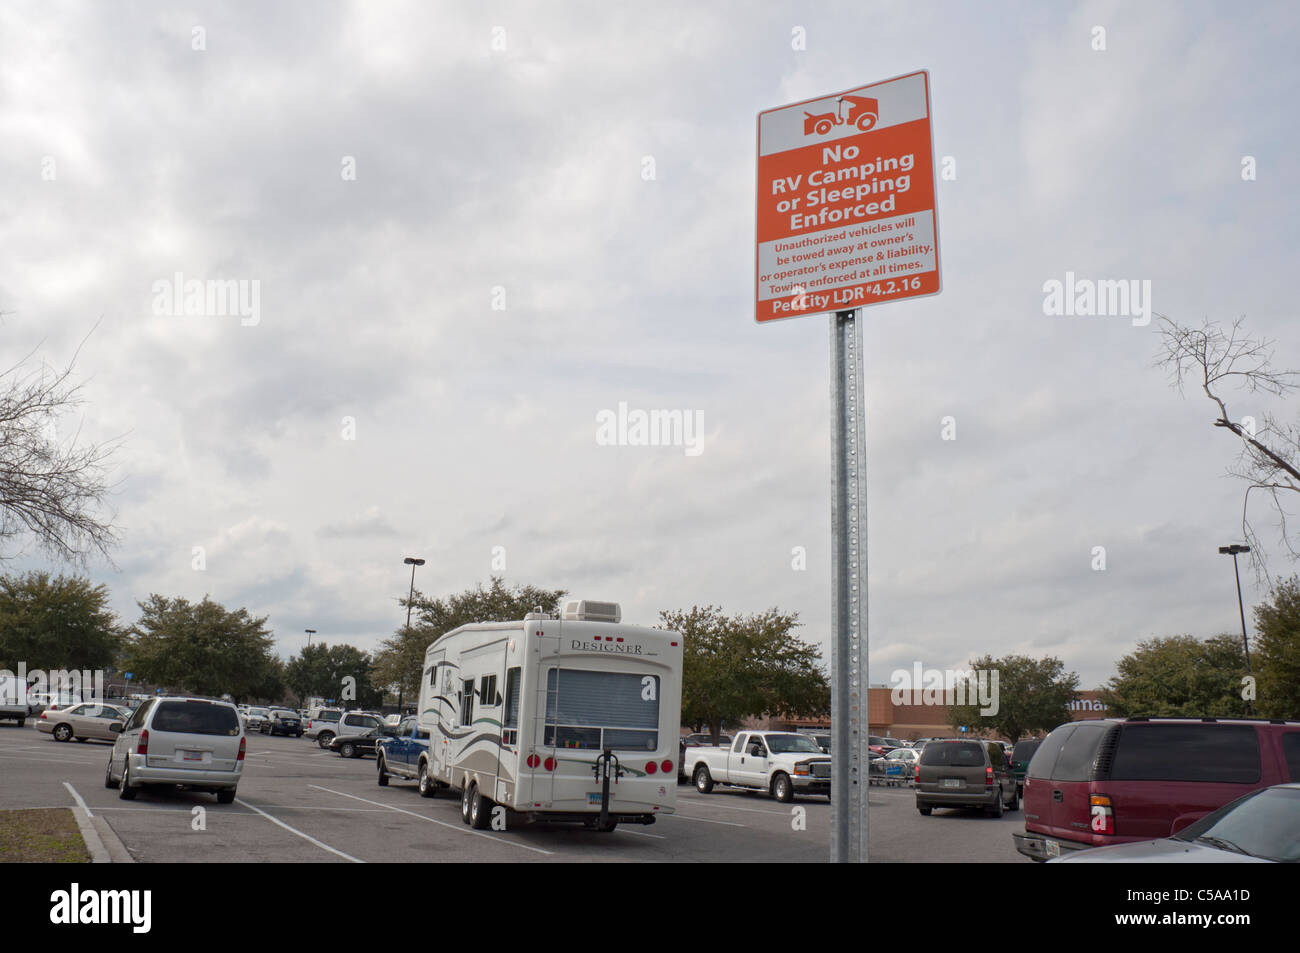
left=0, top=725, right=1029, bottom=862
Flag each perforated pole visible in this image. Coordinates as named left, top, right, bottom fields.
left=830, top=309, right=868, bottom=863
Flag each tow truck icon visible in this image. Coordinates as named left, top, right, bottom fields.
left=803, top=95, right=879, bottom=137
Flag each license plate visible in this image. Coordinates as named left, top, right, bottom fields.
left=942, top=778, right=962, bottom=788
left=1045, top=839, right=1061, bottom=858
left=587, top=793, right=604, bottom=804
left=182, top=750, right=202, bottom=761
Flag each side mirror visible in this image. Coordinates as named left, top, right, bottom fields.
left=109, top=723, right=123, bottom=734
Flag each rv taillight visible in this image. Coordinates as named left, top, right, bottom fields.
left=661, top=760, right=673, bottom=774
left=137, top=729, right=149, bottom=755
left=645, top=761, right=658, bottom=774
left=526, top=754, right=540, bottom=768
left=238, top=737, right=246, bottom=761
left=543, top=757, right=556, bottom=772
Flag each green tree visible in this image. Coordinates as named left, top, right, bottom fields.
left=658, top=605, right=829, bottom=742
left=124, top=595, right=282, bottom=701
left=1099, top=634, right=1252, bottom=717
left=947, top=655, right=1079, bottom=742
left=285, top=642, right=383, bottom=708
left=0, top=571, right=123, bottom=671
left=1252, top=576, right=1300, bottom=718
left=372, top=576, right=566, bottom=705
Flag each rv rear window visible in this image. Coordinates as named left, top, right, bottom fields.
left=545, top=669, right=659, bottom=751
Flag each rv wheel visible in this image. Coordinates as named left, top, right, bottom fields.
left=469, top=786, right=493, bottom=830
left=460, top=785, right=473, bottom=824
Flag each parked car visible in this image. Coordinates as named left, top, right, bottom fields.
left=1009, top=738, right=1041, bottom=798
left=243, top=707, right=270, bottom=732
left=1013, top=717, right=1300, bottom=862
left=104, top=696, right=245, bottom=803
left=1051, top=782, right=1300, bottom=863
left=376, top=716, right=431, bottom=787
left=915, top=738, right=1018, bottom=817
left=38, top=703, right=132, bottom=743
left=868, top=735, right=898, bottom=756
left=330, top=725, right=397, bottom=759
left=265, top=708, right=303, bottom=737
left=303, top=707, right=343, bottom=742
left=317, top=710, right=385, bottom=750
left=685, top=731, right=831, bottom=802
left=801, top=731, right=832, bottom=753
left=0, top=673, right=30, bottom=725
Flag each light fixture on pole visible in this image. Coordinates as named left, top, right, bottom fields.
left=1218, top=544, right=1255, bottom=715
left=305, top=628, right=316, bottom=649
left=401, top=557, right=425, bottom=712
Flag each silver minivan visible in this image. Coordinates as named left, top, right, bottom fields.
left=105, top=697, right=245, bottom=803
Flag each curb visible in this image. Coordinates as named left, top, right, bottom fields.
left=91, top=813, right=135, bottom=863
left=68, top=805, right=110, bottom=863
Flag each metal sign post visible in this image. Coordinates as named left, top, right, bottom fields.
left=830, top=309, right=868, bottom=863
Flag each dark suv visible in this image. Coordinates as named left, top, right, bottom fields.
left=915, top=738, right=1018, bottom=817
left=1013, top=717, right=1300, bottom=862
left=1009, top=738, right=1041, bottom=798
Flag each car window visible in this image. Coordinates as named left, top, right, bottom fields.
left=125, top=700, right=154, bottom=732
left=1173, top=786, right=1300, bottom=862
left=1012, top=739, right=1041, bottom=764
left=1110, top=724, right=1260, bottom=783
left=1026, top=725, right=1074, bottom=779
left=767, top=734, right=822, bottom=754
left=1051, top=724, right=1107, bottom=781
left=64, top=704, right=88, bottom=716
left=920, top=741, right=984, bottom=766
left=1283, top=733, right=1300, bottom=783
left=151, top=701, right=241, bottom=736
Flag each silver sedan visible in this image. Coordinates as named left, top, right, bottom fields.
left=38, top=703, right=132, bottom=743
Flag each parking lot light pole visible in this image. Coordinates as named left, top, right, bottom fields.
left=1218, top=544, right=1255, bottom=714
left=401, top=557, right=425, bottom=712
left=305, top=628, right=316, bottom=648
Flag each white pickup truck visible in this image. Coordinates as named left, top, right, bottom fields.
left=684, top=731, right=832, bottom=802
left=0, top=674, right=31, bottom=726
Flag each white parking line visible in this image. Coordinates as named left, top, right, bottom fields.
left=63, top=782, right=94, bottom=819
left=616, top=828, right=665, bottom=839
left=235, top=797, right=364, bottom=863
left=677, top=797, right=806, bottom=817
left=308, top=784, right=555, bottom=857
left=660, top=813, right=746, bottom=827
left=0, top=753, right=104, bottom=767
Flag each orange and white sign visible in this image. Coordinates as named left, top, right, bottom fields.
left=756, top=70, right=941, bottom=323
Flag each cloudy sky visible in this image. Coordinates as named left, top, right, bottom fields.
left=3, top=0, right=1299, bottom=691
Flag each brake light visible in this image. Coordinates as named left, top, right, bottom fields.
left=914, top=764, right=920, bottom=784
left=661, top=760, right=673, bottom=774
left=238, top=737, right=246, bottom=761
left=645, top=761, right=658, bottom=774
left=543, top=757, right=556, bottom=772
left=1090, top=794, right=1114, bottom=835
left=526, top=754, right=540, bottom=768
left=40, top=711, right=47, bottom=720
left=985, top=765, right=994, bottom=786
left=137, top=729, right=149, bottom=755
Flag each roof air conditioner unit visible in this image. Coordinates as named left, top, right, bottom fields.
left=561, top=600, right=621, bottom=623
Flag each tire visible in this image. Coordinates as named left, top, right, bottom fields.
left=772, top=773, right=793, bottom=803
left=53, top=724, right=73, bottom=742
left=815, top=119, right=833, bottom=135
left=460, top=784, right=473, bottom=824
left=1007, top=786, right=1020, bottom=812
left=469, top=785, right=492, bottom=830
left=16, top=718, right=24, bottom=728
left=596, top=817, right=618, bottom=833
left=118, top=760, right=138, bottom=800
left=104, top=760, right=117, bottom=789
left=918, top=805, right=932, bottom=816
left=317, top=732, right=334, bottom=749
left=693, top=764, right=714, bottom=794
left=377, top=755, right=390, bottom=786
left=216, top=789, right=235, bottom=804
left=340, top=742, right=356, bottom=759
left=855, top=112, right=878, bottom=131
left=987, top=792, right=1004, bottom=818
left=418, top=761, right=437, bottom=798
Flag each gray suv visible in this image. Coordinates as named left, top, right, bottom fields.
left=105, top=697, right=245, bottom=803
left=915, top=738, right=1018, bottom=817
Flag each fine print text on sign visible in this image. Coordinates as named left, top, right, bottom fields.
left=755, top=70, right=941, bottom=322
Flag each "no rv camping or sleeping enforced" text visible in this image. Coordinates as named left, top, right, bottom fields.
left=771, top=145, right=915, bottom=232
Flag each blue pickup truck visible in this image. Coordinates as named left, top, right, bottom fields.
left=375, top=715, right=431, bottom=791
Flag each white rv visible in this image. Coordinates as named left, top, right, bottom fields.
left=415, top=600, right=682, bottom=832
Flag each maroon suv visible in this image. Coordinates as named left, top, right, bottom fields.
left=1013, top=717, right=1300, bottom=862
